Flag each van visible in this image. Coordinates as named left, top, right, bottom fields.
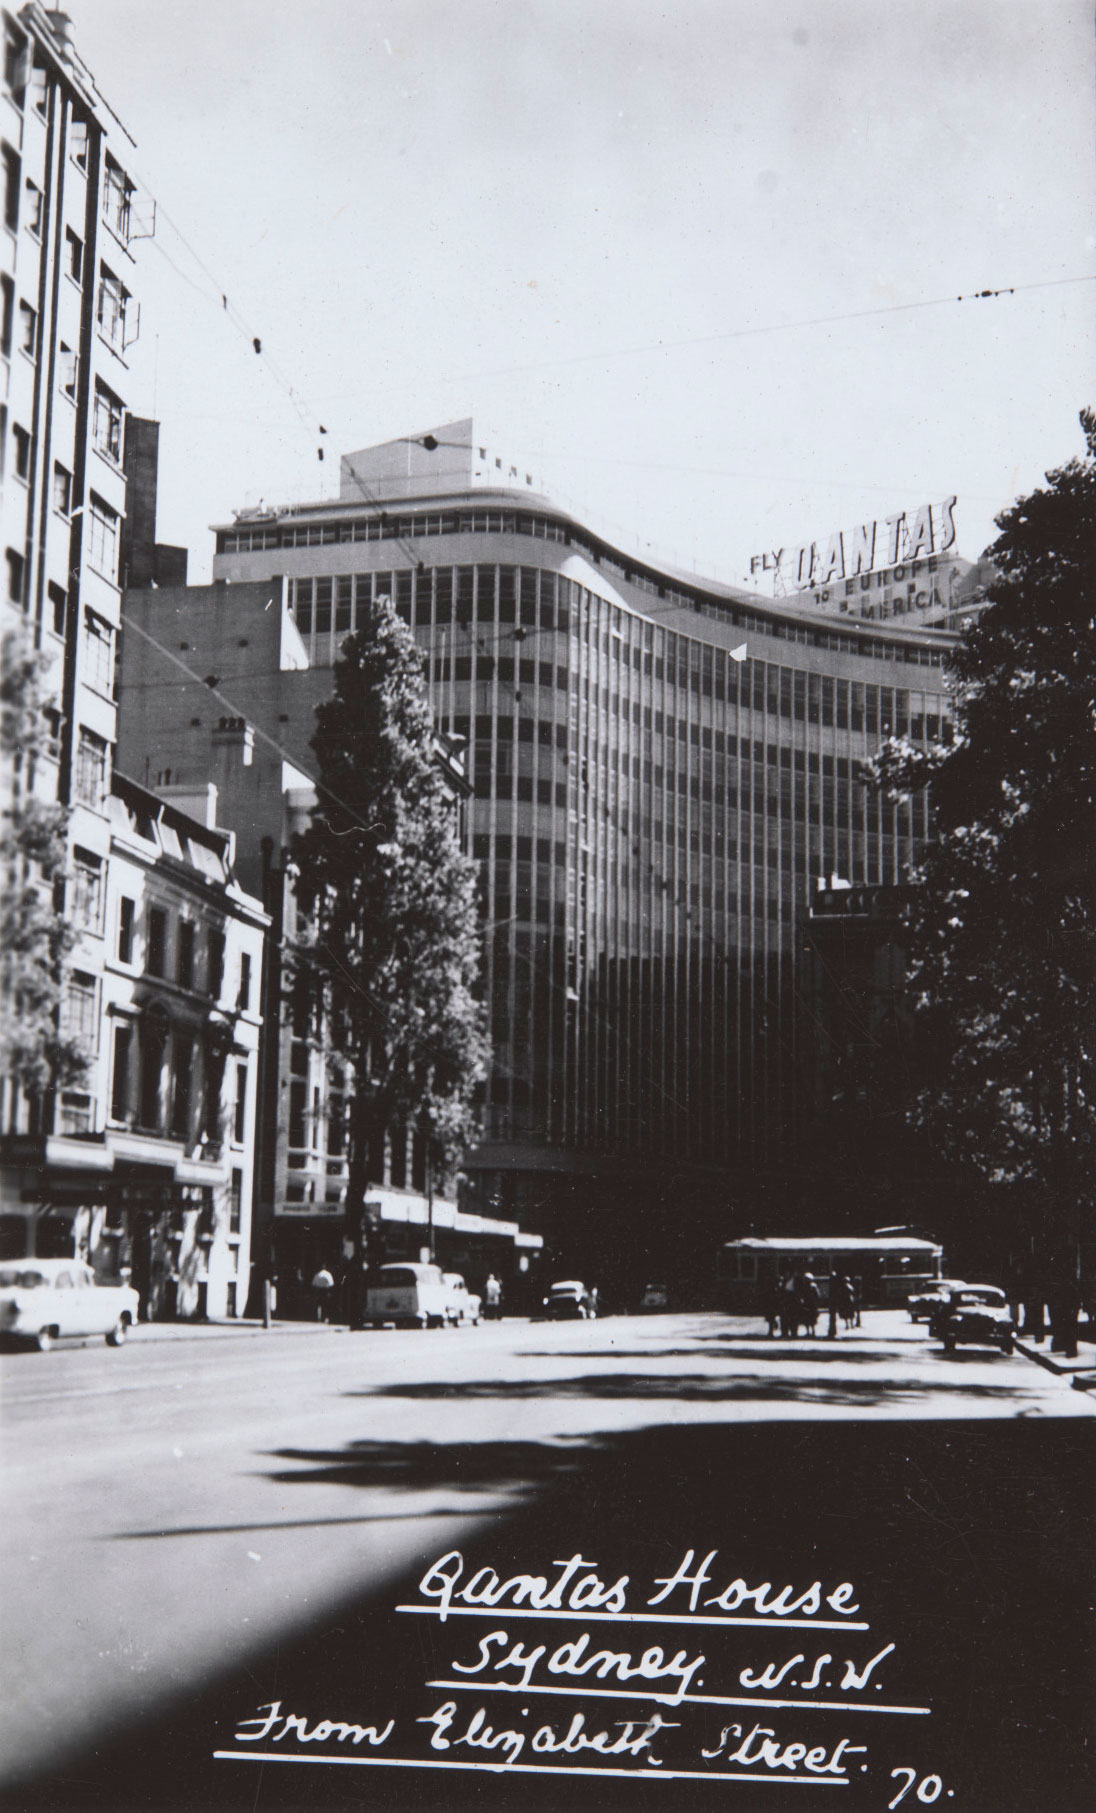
left=363, top=1261, right=450, bottom=1329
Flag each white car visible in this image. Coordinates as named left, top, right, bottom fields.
left=442, top=1273, right=482, bottom=1325
left=363, top=1261, right=451, bottom=1328
left=0, top=1259, right=140, bottom=1351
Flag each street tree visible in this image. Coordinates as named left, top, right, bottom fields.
left=864, top=410, right=1096, bottom=1318
left=0, top=633, right=86, bottom=1105
left=291, top=595, right=489, bottom=1262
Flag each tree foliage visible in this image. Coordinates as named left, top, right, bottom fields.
left=291, top=597, right=488, bottom=1206
left=0, top=632, right=86, bottom=1099
left=862, top=410, right=1096, bottom=1231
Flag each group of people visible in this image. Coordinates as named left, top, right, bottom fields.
left=763, top=1271, right=861, bottom=1338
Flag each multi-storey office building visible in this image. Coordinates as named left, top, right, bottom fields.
left=1, top=6, right=152, bottom=1224
left=116, top=583, right=546, bottom=1311
left=144, top=422, right=959, bottom=1280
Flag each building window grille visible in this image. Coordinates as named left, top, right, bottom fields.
left=74, top=728, right=108, bottom=807
left=87, top=496, right=120, bottom=582
left=72, top=850, right=103, bottom=931
left=83, top=609, right=114, bottom=693
left=93, top=382, right=124, bottom=463
left=96, top=265, right=132, bottom=351
left=62, top=971, right=97, bottom=1050
left=102, top=157, right=132, bottom=243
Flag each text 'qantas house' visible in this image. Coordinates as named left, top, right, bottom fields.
left=140, top=422, right=965, bottom=1264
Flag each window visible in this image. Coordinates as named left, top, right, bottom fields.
left=64, top=227, right=82, bottom=281
left=1, top=273, right=12, bottom=355
left=138, top=1028, right=162, bottom=1130
left=102, top=157, right=132, bottom=243
left=93, top=382, right=123, bottom=462
left=110, top=1024, right=132, bottom=1121
left=229, top=1169, right=243, bottom=1234
left=52, top=462, right=72, bottom=516
left=69, top=115, right=88, bottom=170
left=2, top=144, right=19, bottom=232
left=87, top=496, right=119, bottom=582
left=96, top=266, right=131, bottom=350
left=233, top=1062, right=248, bottom=1144
left=237, top=951, right=251, bottom=1011
left=72, top=850, right=103, bottom=931
left=176, top=920, right=195, bottom=990
left=58, top=342, right=77, bottom=398
left=207, top=929, right=225, bottom=1001
left=74, top=728, right=107, bottom=807
left=48, top=583, right=66, bottom=641
left=3, top=24, right=28, bottom=102
left=146, top=907, right=167, bottom=976
left=62, top=972, right=97, bottom=1049
left=83, top=610, right=114, bottom=693
left=24, top=180, right=42, bottom=237
left=4, top=548, right=21, bottom=607
left=12, top=422, right=30, bottom=479
left=172, top=1034, right=193, bottom=1139
left=59, top=1093, right=91, bottom=1136
left=18, top=300, right=35, bottom=356
left=117, top=896, right=135, bottom=963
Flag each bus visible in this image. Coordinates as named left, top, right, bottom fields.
left=717, top=1234, right=944, bottom=1314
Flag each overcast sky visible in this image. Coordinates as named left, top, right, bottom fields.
left=75, top=0, right=1095, bottom=586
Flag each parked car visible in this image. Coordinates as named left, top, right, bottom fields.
left=542, top=1279, right=597, bottom=1320
left=363, top=1262, right=450, bottom=1329
left=908, top=1279, right=968, bottom=1322
left=0, top=1260, right=139, bottom=1351
left=442, top=1273, right=482, bottom=1326
left=928, top=1282, right=1008, bottom=1339
left=639, top=1282, right=670, bottom=1312
left=937, top=1286, right=1015, bottom=1355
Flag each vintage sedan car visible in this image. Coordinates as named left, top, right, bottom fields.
left=0, top=1260, right=140, bottom=1351
left=908, top=1279, right=968, bottom=1321
left=542, top=1279, right=597, bottom=1320
left=442, top=1273, right=482, bottom=1326
left=937, top=1286, right=1015, bottom=1355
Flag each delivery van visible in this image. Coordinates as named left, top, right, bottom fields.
left=363, top=1261, right=450, bottom=1329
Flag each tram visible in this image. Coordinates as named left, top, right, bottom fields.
left=717, top=1234, right=943, bottom=1313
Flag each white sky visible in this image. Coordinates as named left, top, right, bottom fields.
left=74, top=0, right=1095, bottom=586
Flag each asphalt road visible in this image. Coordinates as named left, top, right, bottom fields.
left=2, top=1310, right=1093, bottom=1811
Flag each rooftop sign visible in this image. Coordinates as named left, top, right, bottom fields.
left=751, top=497, right=957, bottom=593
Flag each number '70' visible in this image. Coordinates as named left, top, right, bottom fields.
left=888, top=1767, right=945, bottom=1808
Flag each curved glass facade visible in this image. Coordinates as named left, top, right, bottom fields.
left=213, top=479, right=953, bottom=1244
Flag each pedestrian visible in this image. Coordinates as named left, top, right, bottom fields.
left=484, top=1273, right=502, bottom=1321
left=832, top=1275, right=856, bottom=1331
left=311, top=1266, right=335, bottom=1322
left=797, top=1272, right=820, bottom=1337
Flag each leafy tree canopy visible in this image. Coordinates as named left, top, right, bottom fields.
left=291, top=598, right=488, bottom=1187
left=863, top=410, right=1096, bottom=1228
left=0, top=633, right=85, bottom=1098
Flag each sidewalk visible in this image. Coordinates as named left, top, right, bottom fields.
left=1012, top=1327, right=1096, bottom=1392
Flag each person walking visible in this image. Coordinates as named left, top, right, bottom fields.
left=484, top=1273, right=502, bottom=1321
left=311, top=1266, right=335, bottom=1322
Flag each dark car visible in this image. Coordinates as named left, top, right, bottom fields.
left=542, top=1280, right=596, bottom=1320
left=937, top=1286, right=1014, bottom=1355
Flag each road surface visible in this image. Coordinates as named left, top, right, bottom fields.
left=2, top=1310, right=1092, bottom=1809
